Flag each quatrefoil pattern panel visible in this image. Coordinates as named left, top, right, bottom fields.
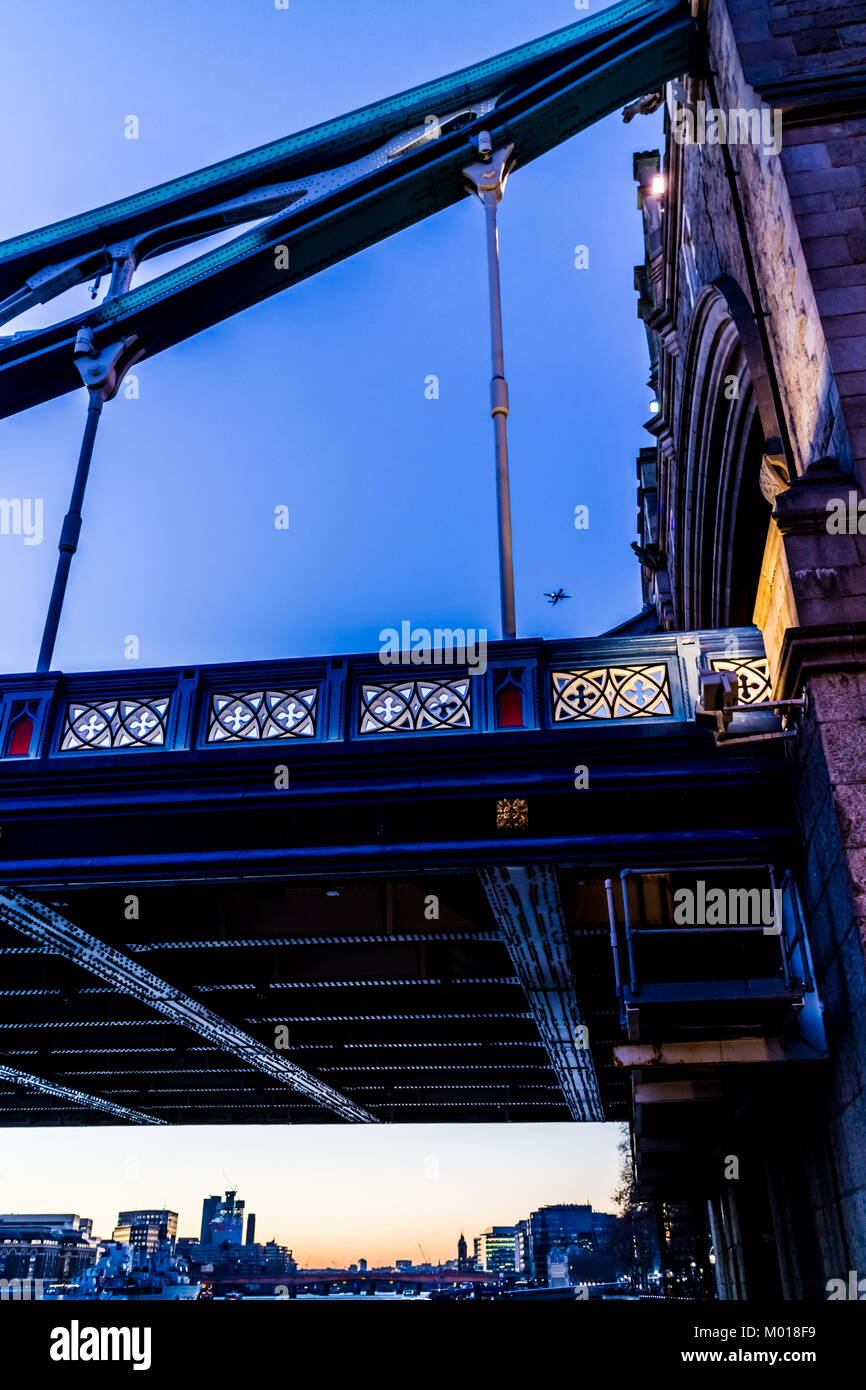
left=709, top=656, right=771, bottom=705
left=359, top=678, right=471, bottom=734
left=207, top=689, right=317, bottom=742
left=61, top=697, right=171, bottom=751
left=551, top=664, right=672, bottom=722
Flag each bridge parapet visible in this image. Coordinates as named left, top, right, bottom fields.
left=0, top=627, right=772, bottom=762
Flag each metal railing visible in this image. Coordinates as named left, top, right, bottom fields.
left=0, top=628, right=776, bottom=761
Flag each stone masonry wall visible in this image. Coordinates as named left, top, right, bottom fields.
left=659, top=0, right=866, bottom=1292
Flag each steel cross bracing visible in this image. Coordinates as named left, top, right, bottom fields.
left=0, top=0, right=695, bottom=417
left=0, top=888, right=378, bottom=1123
left=480, top=865, right=603, bottom=1121
left=0, top=1061, right=164, bottom=1125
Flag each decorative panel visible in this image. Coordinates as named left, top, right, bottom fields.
left=551, top=663, right=672, bottom=721
left=61, top=697, right=171, bottom=751
left=708, top=656, right=771, bottom=705
left=206, top=689, right=317, bottom=742
left=359, top=677, right=471, bottom=734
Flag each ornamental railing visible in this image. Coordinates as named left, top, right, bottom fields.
left=0, top=627, right=774, bottom=760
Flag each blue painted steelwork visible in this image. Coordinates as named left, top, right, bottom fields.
left=0, top=0, right=695, bottom=416
left=607, top=864, right=828, bottom=1060
left=0, top=628, right=770, bottom=762
left=0, top=628, right=797, bottom=888
left=0, top=1061, right=164, bottom=1124
left=0, top=629, right=816, bottom=1129
left=0, top=888, right=378, bottom=1123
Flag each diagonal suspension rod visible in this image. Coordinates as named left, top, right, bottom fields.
left=464, top=139, right=518, bottom=640
left=36, top=388, right=103, bottom=672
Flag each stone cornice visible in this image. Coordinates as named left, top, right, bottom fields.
left=758, top=68, right=866, bottom=128
left=777, top=623, right=866, bottom=699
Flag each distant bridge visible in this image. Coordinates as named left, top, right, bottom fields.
left=204, top=1269, right=493, bottom=1295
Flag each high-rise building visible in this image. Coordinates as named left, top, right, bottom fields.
left=514, top=1218, right=531, bottom=1273
left=112, top=1221, right=159, bottom=1255
left=591, top=1211, right=620, bottom=1251
left=473, top=1227, right=516, bottom=1275
left=528, top=1205, right=593, bottom=1282
left=201, top=1190, right=245, bottom=1247
left=245, top=1212, right=256, bottom=1246
left=200, top=1195, right=220, bottom=1247
left=457, top=1232, right=470, bottom=1273
left=115, top=1210, right=178, bottom=1251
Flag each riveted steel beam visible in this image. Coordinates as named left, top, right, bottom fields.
left=479, top=864, right=603, bottom=1121
left=0, top=888, right=378, bottom=1123
left=0, top=1061, right=164, bottom=1124
left=0, top=0, right=696, bottom=416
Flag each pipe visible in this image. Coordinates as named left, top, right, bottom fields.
left=769, top=863, right=793, bottom=988
left=605, top=877, right=624, bottom=1018
left=620, top=869, right=639, bottom=995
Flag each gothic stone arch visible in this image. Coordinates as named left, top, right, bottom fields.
left=674, top=277, right=783, bottom=630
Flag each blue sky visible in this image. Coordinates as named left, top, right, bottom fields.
left=0, top=0, right=660, bottom=674
left=0, top=0, right=658, bottom=1259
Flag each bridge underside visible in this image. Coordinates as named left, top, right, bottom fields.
left=0, top=632, right=805, bottom=1127
left=0, top=874, right=603, bottom=1126
left=0, top=861, right=804, bottom=1129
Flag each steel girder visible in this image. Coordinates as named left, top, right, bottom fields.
left=0, top=888, right=378, bottom=1123
left=0, top=1060, right=164, bottom=1125
left=0, top=0, right=695, bottom=416
left=479, top=865, right=603, bottom=1121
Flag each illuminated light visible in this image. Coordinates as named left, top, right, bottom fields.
left=651, top=174, right=665, bottom=196
left=649, top=400, right=660, bottom=414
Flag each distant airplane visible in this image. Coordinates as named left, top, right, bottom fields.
left=545, top=589, right=571, bottom=606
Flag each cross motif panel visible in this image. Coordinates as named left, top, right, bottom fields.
left=207, top=689, right=317, bottom=742
left=551, top=663, right=672, bottom=721
left=60, top=697, right=171, bottom=751
left=359, top=678, right=471, bottom=734
left=709, top=656, right=771, bottom=705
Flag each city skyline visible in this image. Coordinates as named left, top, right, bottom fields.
left=0, top=1122, right=622, bottom=1267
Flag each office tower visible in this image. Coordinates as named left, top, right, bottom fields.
left=514, top=1219, right=531, bottom=1273
left=528, top=1205, right=593, bottom=1281
left=115, top=1209, right=178, bottom=1250
left=473, top=1227, right=516, bottom=1275
left=200, top=1195, right=220, bottom=1247
left=201, top=1190, right=245, bottom=1247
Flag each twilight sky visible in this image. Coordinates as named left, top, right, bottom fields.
left=0, top=0, right=658, bottom=1263
left=0, top=1123, right=624, bottom=1266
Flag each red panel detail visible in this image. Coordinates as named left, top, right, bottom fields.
left=497, top=686, right=523, bottom=728
left=7, top=715, right=34, bottom=757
